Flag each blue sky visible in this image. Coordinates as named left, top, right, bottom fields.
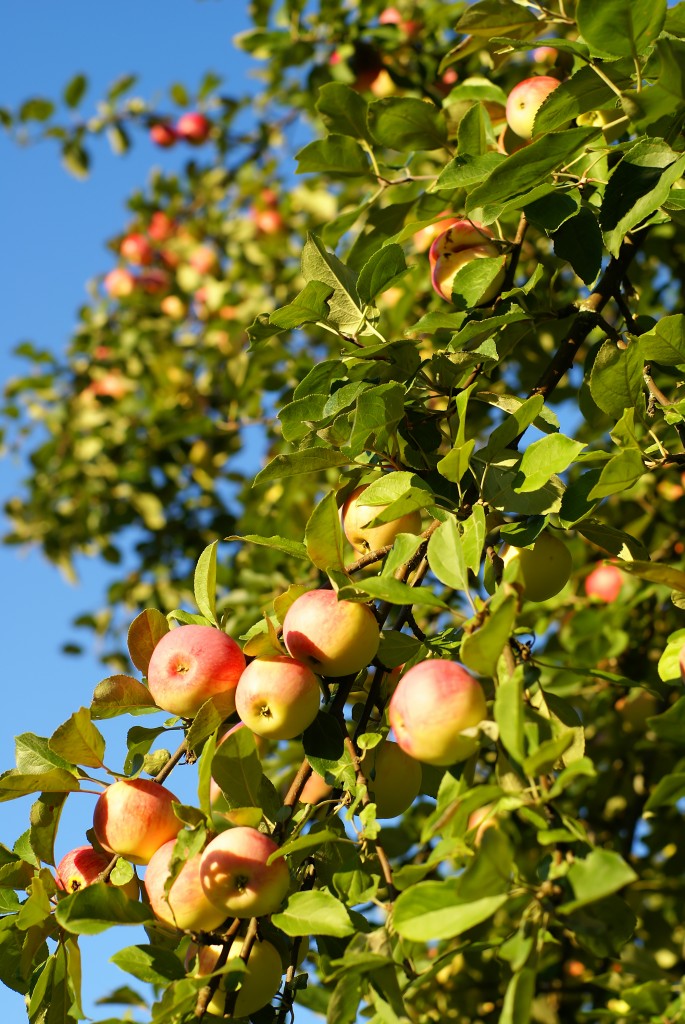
left=0, top=3, right=322, bottom=1020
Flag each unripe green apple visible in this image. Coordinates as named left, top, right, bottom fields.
left=505, top=75, right=560, bottom=140
left=147, top=624, right=246, bottom=719
left=93, top=778, right=182, bottom=866
left=389, top=660, right=487, bottom=766
left=199, top=826, right=290, bottom=919
left=190, top=936, right=283, bottom=1017
left=365, top=740, right=422, bottom=818
left=584, top=564, right=622, bottom=603
left=56, top=845, right=139, bottom=901
left=235, top=655, right=321, bottom=740
left=342, top=485, right=422, bottom=554
left=144, top=838, right=227, bottom=932
left=429, top=220, right=505, bottom=304
left=501, top=530, right=572, bottom=602
left=282, top=589, right=380, bottom=678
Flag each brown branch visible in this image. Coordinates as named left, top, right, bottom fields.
left=500, top=212, right=528, bottom=293
left=153, top=738, right=189, bottom=785
left=193, top=917, right=242, bottom=1019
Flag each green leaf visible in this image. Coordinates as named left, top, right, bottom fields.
left=456, top=0, right=538, bottom=35
left=515, top=434, right=585, bottom=494
left=368, top=97, right=447, bottom=152
left=576, top=0, right=666, bottom=57
left=561, top=850, right=638, bottom=912
left=357, top=244, right=408, bottom=305
left=639, top=314, right=685, bottom=365
left=586, top=450, right=644, bottom=500
left=553, top=207, right=604, bottom=285
left=29, top=793, right=67, bottom=865
left=316, top=82, right=371, bottom=142
left=476, top=454, right=564, bottom=516
left=110, top=944, right=185, bottom=986
left=301, top=234, right=368, bottom=336
left=394, top=882, right=508, bottom=941
left=448, top=256, right=508, bottom=311
left=15, top=733, right=75, bottom=776
left=432, top=152, right=505, bottom=191
left=344, top=382, right=406, bottom=457
left=211, top=726, right=265, bottom=811
left=601, top=142, right=685, bottom=256
left=588, top=339, right=645, bottom=420
left=229, top=533, right=308, bottom=560
left=644, top=772, right=685, bottom=810
left=49, top=708, right=105, bottom=769
left=254, top=448, right=352, bottom=486
left=0, top=769, right=81, bottom=803
left=55, top=884, right=154, bottom=934
left=500, top=968, right=536, bottom=1024
left=427, top=517, right=469, bottom=593
left=358, top=472, right=434, bottom=519
left=63, top=74, right=87, bottom=108
left=272, top=890, right=356, bottom=937
left=90, top=675, right=157, bottom=719
left=466, top=128, right=599, bottom=224
left=127, top=609, right=169, bottom=676
left=296, top=136, right=370, bottom=177
left=185, top=690, right=239, bottom=754
left=305, top=490, right=345, bottom=571
left=193, top=541, right=218, bottom=625
left=615, top=559, right=685, bottom=593
left=339, top=576, right=447, bottom=608
left=269, top=281, right=333, bottom=329
left=535, top=63, right=632, bottom=135
left=462, top=595, right=518, bottom=678
left=19, top=97, right=55, bottom=121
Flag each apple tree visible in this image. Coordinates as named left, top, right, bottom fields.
left=2, top=0, right=685, bottom=1021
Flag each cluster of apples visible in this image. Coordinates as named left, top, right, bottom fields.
left=149, top=111, right=212, bottom=149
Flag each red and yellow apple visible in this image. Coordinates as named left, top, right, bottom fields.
left=150, top=123, right=177, bottom=148
left=176, top=112, right=212, bottom=144
left=250, top=207, right=285, bottom=235
left=584, top=564, right=622, bottom=603
left=160, top=295, right=187, bottom=320
left=56, top=845, right=139, bottom=900
left=299, top=771, right=334, bottom=806
left=389, top=660, right=487, bottom=766
left=144, top=838, right=227, bottom=932
left=235, top=655, right=321, bottom=741
left=187, top=244, right=219, bottom=276
left=365, top=740, right=421, bottom=818
left=148, top=211, right=177, bottom=242
left=93, top=778, right=182, bottom=866
left=104, top=267, right=136, bottom=298
left=147, top=624, right=246, bottom=719
left=501, top=531, right=572, bottom=602
left=189, top=936, right=283, bottom=1017
left=505, top=75, right=560, bottom=140
left=282, top=589, right=380, bottom=678
left=199, top=826, right=290, bottom=919
left=120, top=232, right=154, bottom=266
left=429, top=220, right=505, bottom=304
left=342, top=484, right=422, bottom=554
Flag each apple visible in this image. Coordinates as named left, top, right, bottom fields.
left=144, top=838, right=227, bottom=932
left=429, top=220, right=505, bottom=304
left=365, top=740, right=421, bottom=818
left=250, top=207, right=285, bottom=235
left=176, top=112, right=212, bottom=144
left=160, top=295, right=187, bottom=320
left=150, top=123, right=177, bottom=148
left=412, top=212, right=454, bottom=253
left=282, top=589, right=380, bottom=678
left=467, top=804, right=498, bottom=845
left=120, top=232, right=154, bottom=266
left=501, top=530, right=572, bottom=603
left=147, top=624, right=246, bottom=719
left=497, top=125, right=529, bottom=155
left=235, top=655, right=321, bottom=741
left=190, top=936, right=283, bottom=1017
left=81, top=371, right=132, bottom=401
left=584, top=564, right=622, bottom=602
left=199, top=826, right=290, bottom=918
left=299, top=771, right=334, bottom=806
left=389, top=660, right=487, bottom=766
left=342, top=484, right=422, bottom=554
left=148, top=212, right=177, bottom=242
left=378, top=7, right=421, bottom=37
left=532, top=46, right=558, bottom=65
left=138, top=268, right=170, bottom=295
left=103, top=267, right=136, bottom=298
left=93, top=778, right=182, bottom=866
left=56, top=845, right=139, bottom=900
left=505, top=75, right=560, bottom=140
left=187, top=244, right=219, bottom=276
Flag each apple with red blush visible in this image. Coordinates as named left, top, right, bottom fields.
left=93, top=778, right=182, bottom=866
left=282, top=589, right=380, bottom=678
left=176, top=112, right=212, bottom=144
left=147, top=623, right=246, bottom=719
left=235, top=655, right=321, bottom=741
left=199, top=826, right=290, bottom=919
left=56, top=845, right=139, bottom=900
left=505, top=75, right=560, bottom=140
left=429, top=220, right=505, bottom=305
left=144, top=838, right=226, bottom=932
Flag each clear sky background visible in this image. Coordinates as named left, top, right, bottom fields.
left=0, top=3, right=320, bottom=1020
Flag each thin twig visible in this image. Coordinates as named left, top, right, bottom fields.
left=193, top=917, right=242, bottom=1019
left=343, top=736, right=396, bottom=900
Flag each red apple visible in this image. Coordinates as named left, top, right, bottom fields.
left=532, top=46, right=558, bottom=66
left=365, top=740, right=422, bottom=818
left=56, top=845, right=139, bottom=900
left=81, top=371, right=132, bottom=401
left=120, top=232, right=154, bottom=266
left=429, top=220, right=505, bottom=304
left=187, top=244, right=219, bottom=276
left=147, top=624, right=246, bottom=719
left=251, top=207, right=285, bottom=235
left=282, top=589, right=380, bottom=678
left=235, top=655, right=321, bottom=741
left=176, top=112, right=212, bottom=144
left=199, top=826, right=290, bottom=918
left=148, top=212, right=177, bottom=242
left=103, top=267, right=136, bottom=298
left=389, top=660, right=487, bottom=766
left=93, top=778, right=182, bottom=866
left=501, top=530, right=572, bottom=602
left=144, top=838, right=227, bottom=932
left=505, top=75, right=560, bottom=140
left=150, top=123, right=177, bottom=148
left=342, top=484, right=422, bottom=554
left=190, top=936, right=283, bottom=1017
left=584, top=564, right=623, bottom=603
